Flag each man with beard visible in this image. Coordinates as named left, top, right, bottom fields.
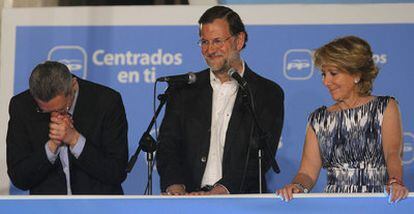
left=156, top=6, right=284, bottom=195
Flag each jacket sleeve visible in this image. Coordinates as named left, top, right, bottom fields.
left=156, top=90, right=187, bottom=192
left=6, top=97, right=58, bottom=190
left=70, top=92, right=129, bottom=186
left=260, top=83, right=284, bottom=172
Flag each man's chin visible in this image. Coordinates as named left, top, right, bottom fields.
left=208, top=65, right=225, bottom=72
left=206, top=60, right=224, bottom=69
left=211, top=67, right=230, bottom=74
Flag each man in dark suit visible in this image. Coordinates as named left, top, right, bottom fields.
left=156, top=6, right=284, bottom=195
left=6, top=61, right=128, bottom=194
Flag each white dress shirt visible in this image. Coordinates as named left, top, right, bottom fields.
left=201, top=64, right=245, bottom=187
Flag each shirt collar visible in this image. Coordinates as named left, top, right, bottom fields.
left=68, top=88, right=79, bottom=115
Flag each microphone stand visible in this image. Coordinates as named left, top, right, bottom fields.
left=125, top=86, right=171, bottom=195
left=241, top=87, right=280, bottom=194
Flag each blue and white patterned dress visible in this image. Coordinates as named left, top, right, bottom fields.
left=308, top=96, right=393, bottom=193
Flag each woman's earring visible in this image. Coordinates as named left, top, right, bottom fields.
left=354, top=79, right=360, bottom=84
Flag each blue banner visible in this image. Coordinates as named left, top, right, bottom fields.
left=11, top=23, right=414, bottom=195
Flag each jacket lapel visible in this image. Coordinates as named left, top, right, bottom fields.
left=195, top=71, right=213, bottom=131
left=192, top=70, right=213, bottom=185
left=70, top=78, right=92, bottom=140
left=223, top=65, right=258, bottom=157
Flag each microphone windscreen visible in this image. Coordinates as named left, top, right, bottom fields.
left=188, top=72, right=196, bottom=84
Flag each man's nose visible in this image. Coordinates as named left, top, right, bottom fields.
left=204, top=43, right=219, bottom=54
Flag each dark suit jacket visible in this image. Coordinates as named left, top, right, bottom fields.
left=6, top=78, right=128, bottom=194
left=156, top=65, right=284, bottom=194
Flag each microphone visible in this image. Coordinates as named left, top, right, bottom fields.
left=157, top=72, right=197, bottom=85
left=228, top=68, right=248, bottom=91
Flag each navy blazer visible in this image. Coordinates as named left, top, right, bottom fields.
left=6, top=78, right=128, bottom=194
left=157, top=65, right=284, bottom=193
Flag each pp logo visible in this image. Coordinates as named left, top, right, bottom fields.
left=403, top=132, right=414, bottom=165
left=283, top=49, right=314, bottom=80
left=48, top=45, right=88, bottom=79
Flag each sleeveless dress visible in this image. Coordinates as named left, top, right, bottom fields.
left=308, top=96, right=393, bottom=193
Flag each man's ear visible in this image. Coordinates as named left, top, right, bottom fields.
left=72, top=77, right=78, bottom=90
left=235, top=32, right=246, bottom=51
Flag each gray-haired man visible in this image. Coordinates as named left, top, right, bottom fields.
left=6, top=61, right=128, bottom=194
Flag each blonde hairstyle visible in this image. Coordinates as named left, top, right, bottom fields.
left=314, top=36, right=379, bottom=96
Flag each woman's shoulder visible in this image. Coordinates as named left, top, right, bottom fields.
left=308, top=106, right=328, bottom=121
left=311, top=106, right=327, bottom=114
left=374, top=95, right=397, bottom=102
left=373, top=95, right=399, bottom=109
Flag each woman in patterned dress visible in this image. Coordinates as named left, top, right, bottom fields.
left=277, top=36, right=409, bottom=202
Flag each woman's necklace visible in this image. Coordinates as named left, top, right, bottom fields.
left=337, top=97, right=363, bottom=111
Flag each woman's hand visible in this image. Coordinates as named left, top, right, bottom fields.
left=386, top=183, right=409, bottom=203
left=276, top=184, right=302, bottom=202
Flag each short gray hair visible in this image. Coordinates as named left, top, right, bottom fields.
left=29, top=61, right=73, bottom=102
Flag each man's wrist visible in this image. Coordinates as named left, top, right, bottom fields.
left=47, top=140, right=59, bottom=154
left=45, top=141, right=60, bottom=163
left=69, top=131, right=80, bottom=148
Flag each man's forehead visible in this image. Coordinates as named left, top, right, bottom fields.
left=35, top=94, right=67, bottom=109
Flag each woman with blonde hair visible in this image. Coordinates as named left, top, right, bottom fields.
left=277, top=36, right=409, bottom=202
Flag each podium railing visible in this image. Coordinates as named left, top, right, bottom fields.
left=0, top=193, right=413, bottom=214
